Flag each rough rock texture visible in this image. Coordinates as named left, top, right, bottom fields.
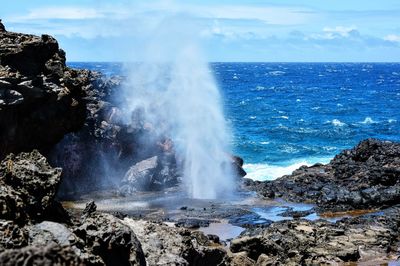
left=74, top=211, right=146, bottom=266
left=123, top=218, right=228, bottom=266
left=0, top=244, right=84, bottom=266
left=246, top=139, right=400, bottom=211
left=0, top=150, right=61, bottom=222
left=230, top=205, right=400, bottom=265
left=0, top=24, right=94, bottom=159
left=120, top=155, right=179, bottom=194
left=0, top=220, right=29, bottom=252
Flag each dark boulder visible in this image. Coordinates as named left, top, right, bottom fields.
left=246, top=139, right=400, bottom=212
left=119, top=154, right=179, bottom=194
left=74, top=207, right=146, bottom=266
left=0, top=20, right=5, bottom=32
left=0, top=27, right=92, bottom=159
left=0, top=150, right=61, bottom=222
left=230, top=205, right=400, bottom=264
left=0, top=220, right=29, bottom=252
left=0, top=244, right=84, bottom=266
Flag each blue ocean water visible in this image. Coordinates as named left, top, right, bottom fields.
left=68, top=62, right=400, bottom=181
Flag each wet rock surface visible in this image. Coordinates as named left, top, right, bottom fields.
left=123, top=218, right=228, bottom=266
left=245, top=139, right=400, bottom=212
left=1, top=20, right=400, bottom=265
left=230, top=205, right=400, bottom=265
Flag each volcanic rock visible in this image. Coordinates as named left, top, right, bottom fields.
left=246, top=139, right=400, bottom=211
left=74, top=207, right=146, bottom=266
left=0, top=150, right=61, bottom=222
left=0, top=244, right=84, bottom=266
left=123, top=218, right=228, bottom=265
left=119, top=154, right=179, bottom=194
left=230, top=205, right=400, bottom=264
left=0, top=25, right=92, bottom=159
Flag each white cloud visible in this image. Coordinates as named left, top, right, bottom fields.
left=323, top=26, right=357, bottom=37
left=384, top=34, right=400, bottom=43
left=16, top=7, right=104, bottom=20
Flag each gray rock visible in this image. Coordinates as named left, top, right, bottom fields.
left=0, top=244, right=84, bottom=266
left=29, top=221, right=75, bottom=247
left=0, top=150, right=61, bottom=222
left=246, top=139, right=400, bottom=212
left=75, top=212, right=146, bottom=266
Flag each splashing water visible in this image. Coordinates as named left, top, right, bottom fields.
left=122, top=19, right=234, bottom=199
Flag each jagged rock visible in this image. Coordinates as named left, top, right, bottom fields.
left=0, top=27, right=91, bottom=159
left=119, top=154, right=179, bottom=194
left=231, top=155, right=247, bottom=178
left=123, top=219, right=227, bottom=266
left=175, top=218, right=210, bottom=229
left=0, top=150, right=61, bottom=222
left=230, top=205, right=400, bottom=265
left=0, top=220, right=28, bottom=252
left=246, top=139, right=400, bottom=212
left=0, top=20, right=5, bottom=32
left=74, top=212, right=146, bottom=266
left=82, top=200, right=96, bottom=218
left=0, top=244, right=84, bottom=266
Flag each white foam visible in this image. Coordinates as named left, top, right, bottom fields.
left=243, top=158, right=332, bottom=181
left=267, top=70, right=285, bottom=76
left=360, top=117, right=376, bottom=124
left=249, top=116, right=257, bottom=120
left=331, top=119, right=346, bottom=127
left=388, top=119, right=397, bottom=123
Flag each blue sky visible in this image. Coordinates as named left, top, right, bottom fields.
left=2, top=0, right=400, bottom=62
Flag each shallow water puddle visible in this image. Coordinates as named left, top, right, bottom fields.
left=198, top=222, right=245, bottom=242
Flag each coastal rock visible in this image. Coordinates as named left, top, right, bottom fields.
left=75, top=209, right=146, bottom=266
left=0, top=150, right=61, bottom=222
left=246, top=139, right=400, bottom=211
left=123, top=218, right=227, bottom=265
left=119, top=155, right=179, bottom=194
left=0, top=26, right=91, bottom=159
left=231, top=155, right=247, bottom=178
left=230, top=205, right=400, bottom=264
left=0, top=220, right=28, bottom=252
left=0, top=244, right=84, bottom=266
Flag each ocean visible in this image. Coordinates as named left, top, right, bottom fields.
left=68, top=62, right=400, bottom=181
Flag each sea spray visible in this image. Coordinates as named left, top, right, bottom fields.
left=122, top=18, right=235, bottom=199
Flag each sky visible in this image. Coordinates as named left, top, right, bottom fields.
left=1, top=0, right=400, bottom=62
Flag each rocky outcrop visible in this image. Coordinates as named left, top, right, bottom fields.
left=0, top=150, right=61, bottom=222
left=119, top=154, right=180, bottom=194
left=123, top=218, right=227, bottom=265
left=0, top=23, right=92, bottom=159
left=0, top=244, right=84, bottom=266
left=246, top=139, right=400, bottom=212
left=230, top=205, right=400, bottom=265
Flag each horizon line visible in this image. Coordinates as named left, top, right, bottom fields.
left=67, top=61, right=400, bottom=64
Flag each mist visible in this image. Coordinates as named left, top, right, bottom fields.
left=121, top=16, right=235, bottom=199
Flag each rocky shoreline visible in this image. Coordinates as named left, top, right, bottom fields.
left=1, top=20, right=399, bottom=265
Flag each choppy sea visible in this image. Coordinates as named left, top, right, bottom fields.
left=68, top=62, right=400, bottom=181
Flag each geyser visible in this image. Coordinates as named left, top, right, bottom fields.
left=122, top=18, right=234, bottom=199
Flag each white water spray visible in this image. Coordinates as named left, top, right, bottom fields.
left=123, top=18, right=234, bottom=199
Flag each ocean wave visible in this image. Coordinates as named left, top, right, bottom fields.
left=388, top=119, right=397, bottom=123
left=243, top=158, right=332, bottom=181
left=272, top=115, right=289, bottom=120
left=360, top=117, right=376, bottom=124
left=266, top=70, right=286, bottom=76
left=326, top=119, right=346, bottom=127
